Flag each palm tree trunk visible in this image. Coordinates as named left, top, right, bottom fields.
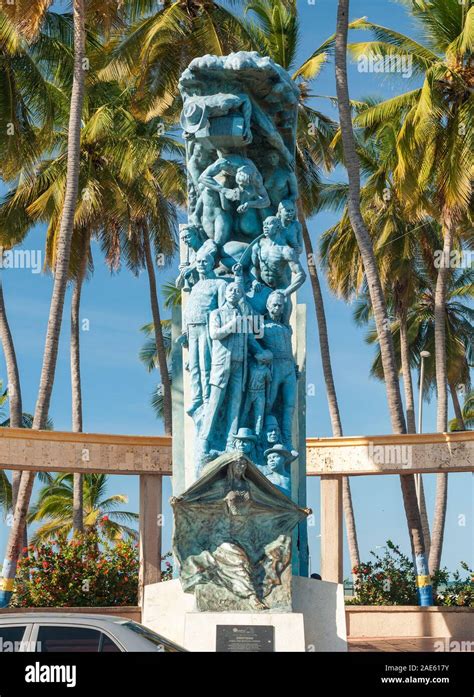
left=450, top=382, right=465, bottom=430
left=0, top=0, right=86, bottom=608
left=0, top=280, right=27, bottom=552
left=429, top=213, right=455, bottom=576
left=399, top=312, right=431, bottom=557
left=335, top=0, right=432, bottom=604
left=0, top=282, right=22, bottom=429
left=142, top=221, right=172, bottom=436
left=298, top=201, right=360, bottom=572
left=434, top=212, right=454, bottom=433
left=71, top=244, right=88, bottom=534
left=399, top=313, right=416, bottom=434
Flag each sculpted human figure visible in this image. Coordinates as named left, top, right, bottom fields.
left=264, top=444, right=296, bottom=497
left=258, top=291, right=298, bottom=450
left=192, top=181, right=233, bottom=246
left=199, top=151, right=269, bottom=241
left=230, top=165, right=270, bottom=238
left=200, top=281, right=265, bottom=454
left=229, top=427, right=257, bottom=461
left=277, top=199, right=303, bottom=255
left=250, top=216, right=306, bottom=322
left=187, top=142, right=216, bottom=212
left=179, top=248, right=227, bottom=416
left=262, top=150, right=298, bottom=214
left=240, top=351, right=272, bottom=437
left=176, top=224, right=217, bottom=290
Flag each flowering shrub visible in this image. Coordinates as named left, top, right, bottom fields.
left=12, top=533, right=173, bottom=607
left=348, top=540, right=472, bottom=607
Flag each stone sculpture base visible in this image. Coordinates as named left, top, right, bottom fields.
left=143, top=576, right=347, bottom=652
left=184, top=612, right=305, bottom=652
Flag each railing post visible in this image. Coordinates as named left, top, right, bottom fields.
left=139, top=474, right=162, bottom=607
left=320, top=474, right=343, bottom=583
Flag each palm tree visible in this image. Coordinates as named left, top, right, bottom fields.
left=450, top=389, right=474, bottom=430
left=343, top=1, right=473, bottom=577
left=0, top=0, right=147, bottom=607
left=346, top=1, right=473, bottom=435
left=28, top=473, right=139, bottom=543
left=331, top=0, right=432, bottom=603
left=139, top=319, right=172, bottom=421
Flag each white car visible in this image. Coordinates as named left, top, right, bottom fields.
left=0, top=613, right=185, bottom=652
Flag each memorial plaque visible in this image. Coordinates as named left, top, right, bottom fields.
left=216, top=625, right=274, bottom=652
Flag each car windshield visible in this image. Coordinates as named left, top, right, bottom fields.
left=119, top=621, right=184, bottom=652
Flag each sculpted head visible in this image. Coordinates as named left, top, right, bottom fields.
left=265, top=150, right=280, bottom=168
left=266, top=290, right=286, bottom=321
left=266, top=451, right=286, bottom=473
left=265, top=416, right=281, bottom=444
left=235, top=165, right=253, bottom=187
left=263, top=216, right=282, bottom=239
left=278, top=199, right=296, bottom=225
left=180, top=224, right=202, bottom=250
left=229, top=460, right=247, bottom=480
left=195, top=249, right=215, bottom=276
left=225, top=281, right=243, bottom=307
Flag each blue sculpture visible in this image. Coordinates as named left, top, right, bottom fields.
left=177, top=50, right=304, bottom=483
left=171, top=452, right=310, bottom=611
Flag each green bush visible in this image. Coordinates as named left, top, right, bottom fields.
left=347, top=540, right=473, bottom=607
left=12, top=532, right=173, bottom=607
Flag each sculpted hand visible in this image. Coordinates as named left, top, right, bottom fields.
left=224, top=188, right=240, bottom=201
left=237, top=203, right=249, bottom=213
left=252, top=280, right=263, bottom=293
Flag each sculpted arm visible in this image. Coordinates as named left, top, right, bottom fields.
left=199, top=158, right=228, bottom=192
left=283, top=257, right=307, bottom=297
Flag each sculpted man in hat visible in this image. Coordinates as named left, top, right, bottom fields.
left=264, top=444, right=297, bottom=496
left=230, top=427, right=257, bottom=461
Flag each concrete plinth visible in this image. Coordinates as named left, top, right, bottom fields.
left=143, top=576, right=347, bottom=652
left=185, top=612, right=305, bottom=652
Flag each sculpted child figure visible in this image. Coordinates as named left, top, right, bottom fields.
left=241, top=351, right=273, bottom=437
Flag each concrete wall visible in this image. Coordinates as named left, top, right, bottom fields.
left=346, top=606, right=474, bottom=639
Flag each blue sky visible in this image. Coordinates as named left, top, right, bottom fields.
left=0, top=0, right=472, bottom=577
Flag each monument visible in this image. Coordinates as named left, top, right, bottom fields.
left=143, top=52, right=347, bottom=652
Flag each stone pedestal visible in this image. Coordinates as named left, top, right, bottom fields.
left=185, top=612, right=305, bottom=652
left=143, top=576, right=347, bottom=652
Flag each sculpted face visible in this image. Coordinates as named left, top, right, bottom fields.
left=267, top=452, right=285, bottom=472
left=263, top=216, right=282, bottom=239
left=267, top=292, right=285, bottom=320
left=266, top=151, right=279, bottom=168
left=225, top=282, right=242, bottom=307
left=279, top=201, right=296, bottom=225
left=234, top=439, right=253, bottom=455
left=266, top=427, right=281, bottom=444
left=196, top=252, right=214, bottom=275
left=181, top=226, right=199, bottom=248
left=236, top=167, right=251, bottom=187
left=233, top=460, right=246, bottom=478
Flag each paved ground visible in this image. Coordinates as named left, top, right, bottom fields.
left=349, top=638, right=470, bottom=652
